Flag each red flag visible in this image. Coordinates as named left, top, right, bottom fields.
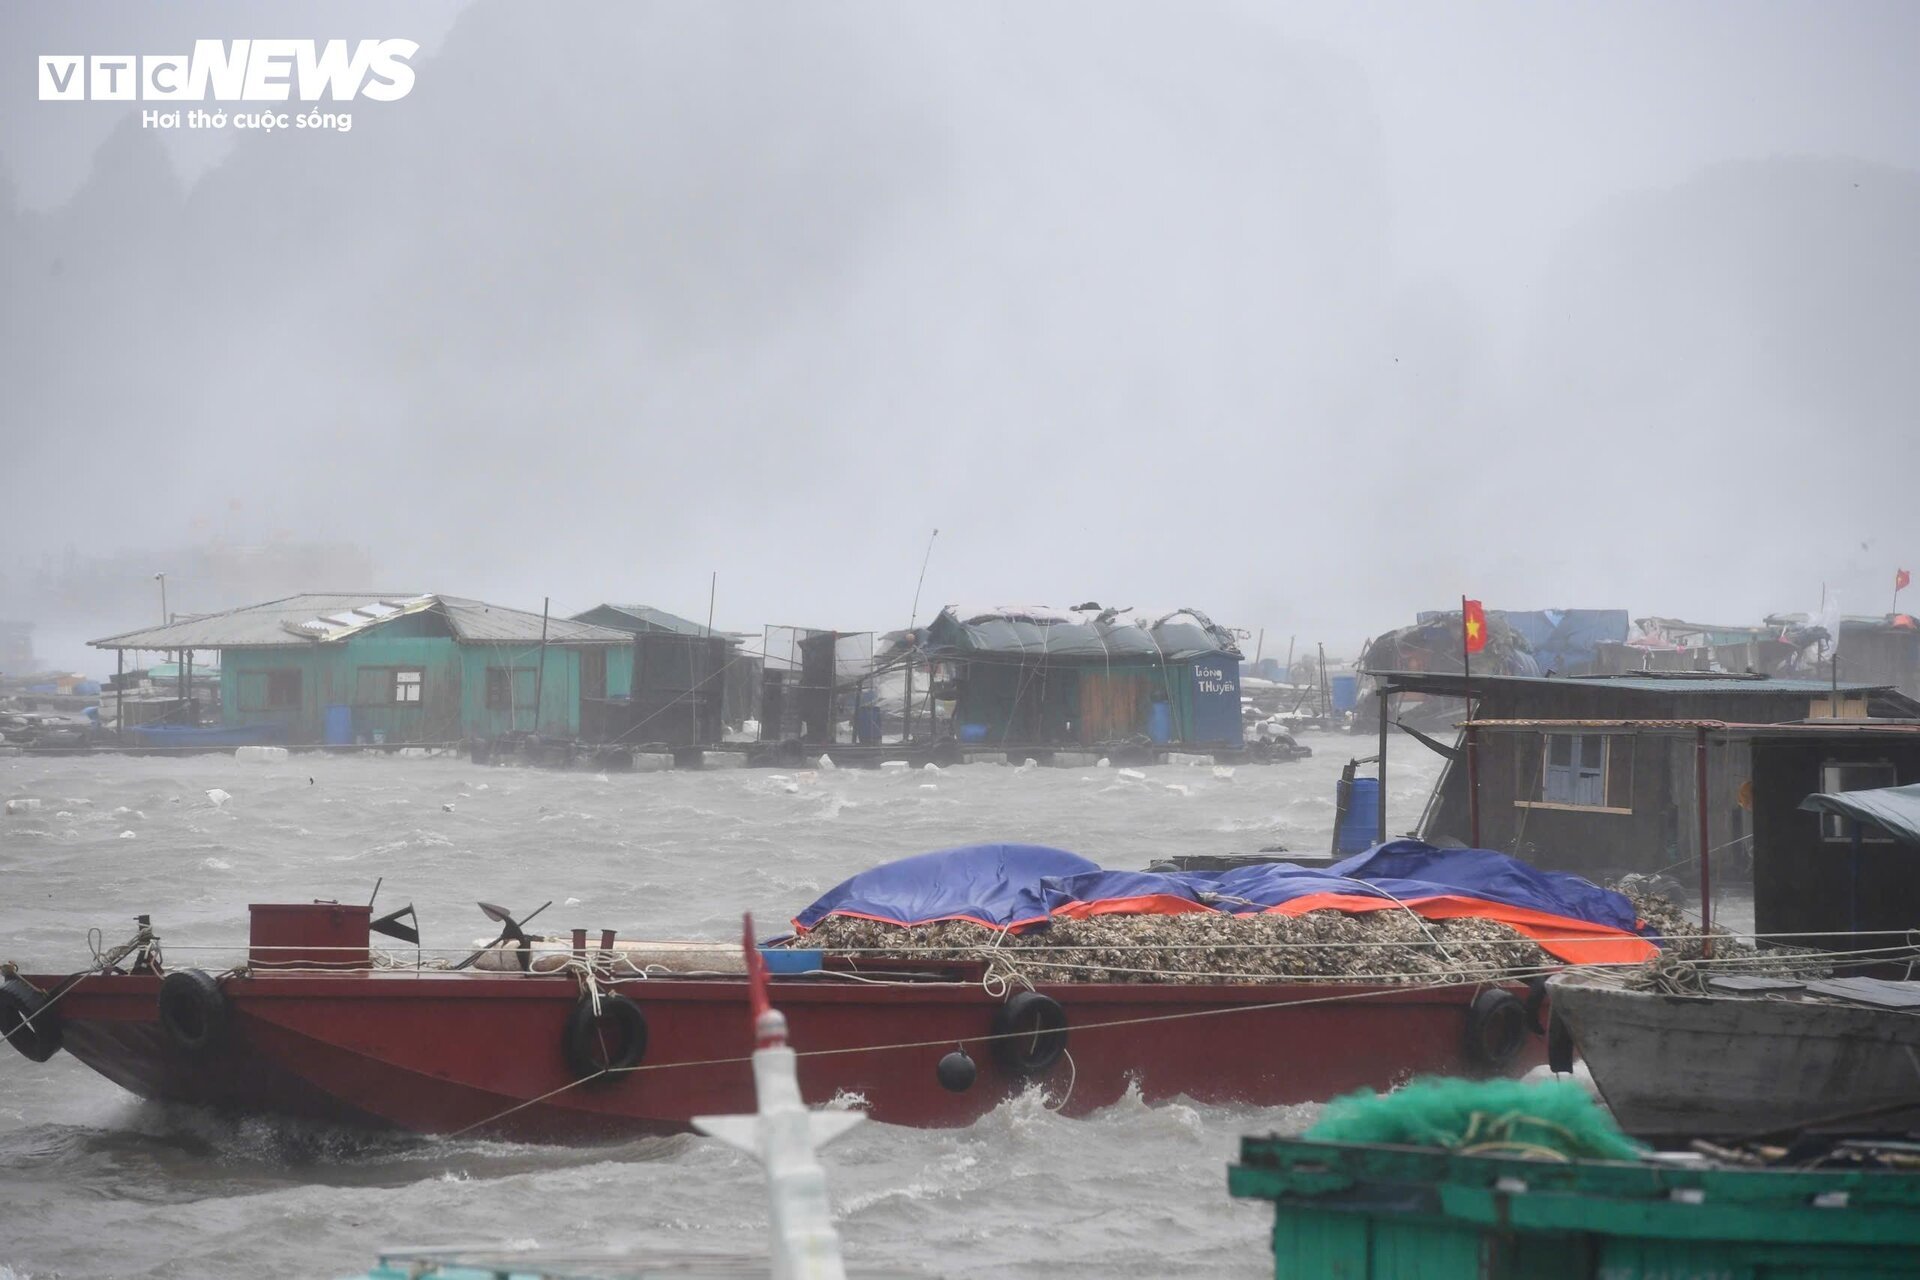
left=1898, top=568, right=1912, bottom=593
left=1462, top=599, right=1488, bottom=654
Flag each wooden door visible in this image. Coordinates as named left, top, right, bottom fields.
left=1078, top=670, right=1148, bottom=745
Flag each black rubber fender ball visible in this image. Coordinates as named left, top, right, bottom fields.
left=0, top=977, right=62, bottom=1063
left=158, top=969, right=230, bottom=1054
left=990, top=991, right=1068, bottom=1076
left=937, top=1049, right=978, bottom=1092
left=1464, top=987, right=1529, bottom=1070
left=563, top=993, right=648, bottom=1079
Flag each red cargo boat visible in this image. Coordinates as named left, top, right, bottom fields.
left=0, top=899, right=1549, bottom=1140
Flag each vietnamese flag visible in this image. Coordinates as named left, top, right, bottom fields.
left=1463, top=599, right=1488, bottom=654
left=1899, top=568, right=1912, bottom=593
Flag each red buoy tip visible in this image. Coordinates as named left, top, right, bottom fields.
left=743, top=912, right=771, bottom=1023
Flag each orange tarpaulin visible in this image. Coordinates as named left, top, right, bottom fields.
left=1261, top=892, right=1658, bottom=965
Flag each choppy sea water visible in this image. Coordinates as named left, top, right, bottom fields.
left=0, top=733, right=1442, bottom=1279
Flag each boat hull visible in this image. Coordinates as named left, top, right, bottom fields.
left=123, top=722, right=285, bottom=748
left=1550, top=971, right=1920, bottom=1140
left=19, top=970, right=1544, bottom=1140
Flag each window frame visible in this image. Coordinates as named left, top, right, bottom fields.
left=391, top=667, right=425, bottom=706
left=485, top=666, right=533, bottom=712
left=263, top=668, right=302, bottom=710
left=1818, top=760, right=1898, bottom=843
left=1514, top=730, right=1632, bottom=815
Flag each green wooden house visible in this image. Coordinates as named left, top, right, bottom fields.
left=91, top=594, right=632, bottom=745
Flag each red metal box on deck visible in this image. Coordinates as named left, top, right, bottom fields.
left=249, top=902, right=371, bottom=969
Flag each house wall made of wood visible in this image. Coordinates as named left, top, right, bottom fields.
left=220, top=619, right=468, bottom=745
left=951, top=656, right=1230, bottom=746
left=220, top=615, right=592, bottom=743
left=1751, top=736, right=1920, bottom=944
left=456, top=642, right=585, bottom=739
left=1414, top=685, right=1828, bottom=876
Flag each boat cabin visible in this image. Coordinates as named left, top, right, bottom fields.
left=1751, top=733, right=1920, bottom=947
left=1375, top=670, right=1920, bottom=877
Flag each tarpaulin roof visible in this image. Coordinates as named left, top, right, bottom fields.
left=1492, top=609, right=1630, bottom=674
left=1798, top=783, right=1920, bottom=846
left=793, top=839, right=1655, bottom=965
left=924, top=605, right=1240, bottom=662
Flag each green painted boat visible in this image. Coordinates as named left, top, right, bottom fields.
left=1230, top=1135, right=1920, bottom=1279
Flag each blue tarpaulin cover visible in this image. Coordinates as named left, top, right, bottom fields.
left=791, top=843, right=1100, bottom=932
left=1326, top=842, right=1641, bottom=935
left=1494, top=609, right=1630, bottom=675
left=793, top=839, right=1655, bottom=964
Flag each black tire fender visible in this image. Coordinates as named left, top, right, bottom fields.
left=1463, top=988, right=1529, bottom=1071
left=1522, top=974, right=1550, bottom=1035
left=1547, top=1009, right=1577, bottom=1075
left=0, top=977, right=62, bottom=1063
left=158, top=969, right=230, bottom=1054
left=562, top=993, right=648, bottom=1079
left=990, top=991, right=1068, bottom=1076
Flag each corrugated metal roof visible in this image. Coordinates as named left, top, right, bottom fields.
left=1373, top=669, right=1892, bottom=696
left=1566, top=676, right=1880, bottom=694
left=438, top=597, right=630, bottom=645
left=92, top=594, right=630, bottom=649
left=574, top=603, right=715, bottom=637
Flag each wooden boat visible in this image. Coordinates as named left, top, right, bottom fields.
left=0, top=899, right=1548, bottom=1141
left=1230, top=1131, right=1920, bottom=1279
left=1548, top=966, right=1920, bottom=1141
left=122, top=721, right=285, bottom=749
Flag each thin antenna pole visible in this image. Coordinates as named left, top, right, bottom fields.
left=907, top=528, right=938, bottom=630
left=706, top=571, right=717, bottom=638
left=533, top=597, right=550, bottom=733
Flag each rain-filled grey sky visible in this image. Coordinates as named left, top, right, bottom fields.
left=4, top=1, right=1918, bottom=669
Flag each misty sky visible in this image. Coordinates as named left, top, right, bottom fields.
left=4, top=1, right=1918, bottom=669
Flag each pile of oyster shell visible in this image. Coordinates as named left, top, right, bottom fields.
left=800, top=908, right=1557, bottom=985
left=1615, top=885, right=1831, bottom=990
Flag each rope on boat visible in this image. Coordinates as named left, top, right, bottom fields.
left=117, top=938, right=1920, bottom=987
left=142, top=926, right=1920, bottom=955
left=9, top=920, right=161, bottom=1034
left=441, top=975, right=1487, bottom=1137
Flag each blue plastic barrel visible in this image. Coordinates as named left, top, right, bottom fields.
left=1147, top=701, right=1173, bottom=744
left=1329, top=674, right=1359, bottom=713
left=1335, top=776, right=1381, bottom=853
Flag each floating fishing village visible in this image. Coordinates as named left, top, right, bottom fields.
left=8, top=4, right=1920, bottom=1278
left=6, top=578, right=1920, bottom=1278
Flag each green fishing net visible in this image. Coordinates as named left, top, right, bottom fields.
left=1306, top=1077, right=1647, bottom=1162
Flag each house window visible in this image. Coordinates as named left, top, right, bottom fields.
left=393, top=669, right=424, bottom=705
left=1819, top=761, right=1898, bottom=842
left=265, top=669, right=301, bottom=709
left=486, top=667, right=536, bottom=711
left=1544, top=732, right=1608, bottom=807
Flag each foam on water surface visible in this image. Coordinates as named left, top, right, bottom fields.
left=0, top=735, right=1443, bottom=1279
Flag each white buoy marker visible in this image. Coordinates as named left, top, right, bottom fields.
left=693, top=915, right=861, bottom=1280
